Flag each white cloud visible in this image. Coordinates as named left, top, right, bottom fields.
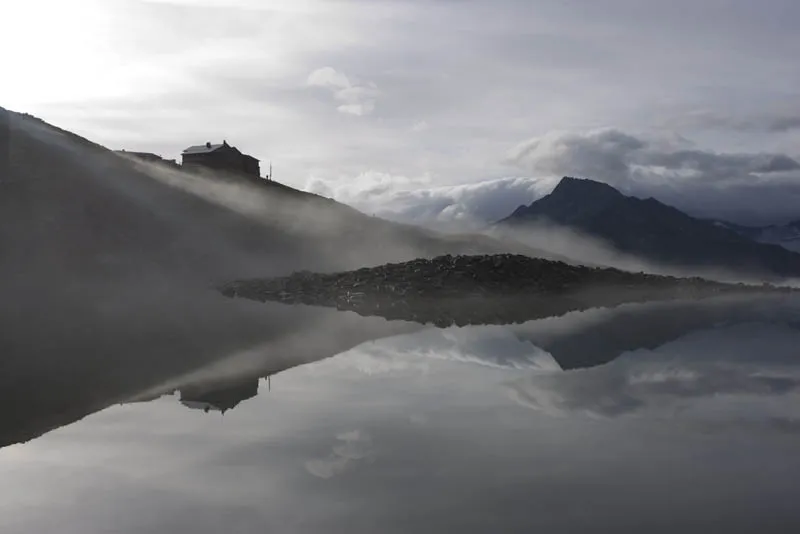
left=307, top=66, right=351, bottom=89
left=307, top=67, right=379, bottom=116
left=305, top=430, right=373, bottom=479
left=411, top=120, right=429, bottom=132
left=307, top=173, right=556, bottom=230
left=336, top=326, right=560, bottom=373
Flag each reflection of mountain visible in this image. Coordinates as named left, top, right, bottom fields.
left=508, top=321, right=800, bottom=422
left=509, top=296, right=800, bottom=370
left=505, top=296, right=800, bottom=422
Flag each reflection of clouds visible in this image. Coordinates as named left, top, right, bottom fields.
left=335, top=326, right=560, bottom=377
left=305, top=430, right=373, bottom=479
left=340, top=348, right=431, bottom=376
left=508, top=324, right=800, bottom=420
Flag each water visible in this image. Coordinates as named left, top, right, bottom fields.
left=1, top=296, right=800, bottom=533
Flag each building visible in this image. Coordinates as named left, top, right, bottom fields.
left=181, top=140, right=260, bottom=178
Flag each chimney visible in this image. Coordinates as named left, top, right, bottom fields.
left=205, top=142, right=211, bottom=148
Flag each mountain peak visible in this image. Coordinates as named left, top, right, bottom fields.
left=550, top=176, right=624, bottom=199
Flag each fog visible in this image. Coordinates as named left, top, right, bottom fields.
left=490, top=222, right=800, bottom=286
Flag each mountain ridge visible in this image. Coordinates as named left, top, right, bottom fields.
left=499, top=176, right=800, bottom=278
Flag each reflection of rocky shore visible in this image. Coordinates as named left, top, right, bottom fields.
left=221, top=254, right=792, bottom=326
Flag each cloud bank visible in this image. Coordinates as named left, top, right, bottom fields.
left=309, top=129, right=800, bottom=228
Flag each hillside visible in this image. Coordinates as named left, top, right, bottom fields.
left=499, top=177, right=800, bottom=278
left=0, top=106, right=538, bottom=446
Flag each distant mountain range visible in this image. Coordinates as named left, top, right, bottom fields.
left=499, top=176, right=800, bottom=278
left=712, top=219, right=800, bottom=253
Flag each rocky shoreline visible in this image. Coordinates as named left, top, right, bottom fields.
left=219, top=254, right=794, bottom=326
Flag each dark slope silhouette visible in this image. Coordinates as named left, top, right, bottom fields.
left=499, top=177, right=800, bottom=278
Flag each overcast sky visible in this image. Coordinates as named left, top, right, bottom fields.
left=4, top=0, right=800, bottom=226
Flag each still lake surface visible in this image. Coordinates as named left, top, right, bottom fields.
left=2, top=295, right=800, bottom=533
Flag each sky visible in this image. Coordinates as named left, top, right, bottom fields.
left=4, top=0, right=800, bottom=227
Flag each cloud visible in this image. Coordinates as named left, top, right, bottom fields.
left=305, top=430, right=373, bottom=479
left=506, top=128, right=800, bottom=225
left=304, top=128, right=800, bottom=229
left=306, top=173, right=557, bottom=230
left=669, top=109, right=800, bottom=134
left=411, top=120, right=429, bottom=132
left=307, top=67, right=379, bottom=116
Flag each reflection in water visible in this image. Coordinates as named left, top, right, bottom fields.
left=179, top=377, right=261, bottom=414
left=508, top=321, right=800, bottom=426
left=1, top=295, right=800, bottom=532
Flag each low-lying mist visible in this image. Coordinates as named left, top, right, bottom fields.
left=489, top=223, right=800, bottom=287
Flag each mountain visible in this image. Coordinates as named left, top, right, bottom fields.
left=499, top=176, right=800, bottom=278
left=713, top=219, right=800, bottom=253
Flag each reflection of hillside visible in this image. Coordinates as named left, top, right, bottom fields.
left=0, top=305, right=420, bottom=450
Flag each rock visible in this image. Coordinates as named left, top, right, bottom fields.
left=218, top=254, right=795, bottom=326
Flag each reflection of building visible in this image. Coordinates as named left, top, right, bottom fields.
left=179, top=378, right=259, bottom=414
left=181, top=140, right=260, bottom=178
